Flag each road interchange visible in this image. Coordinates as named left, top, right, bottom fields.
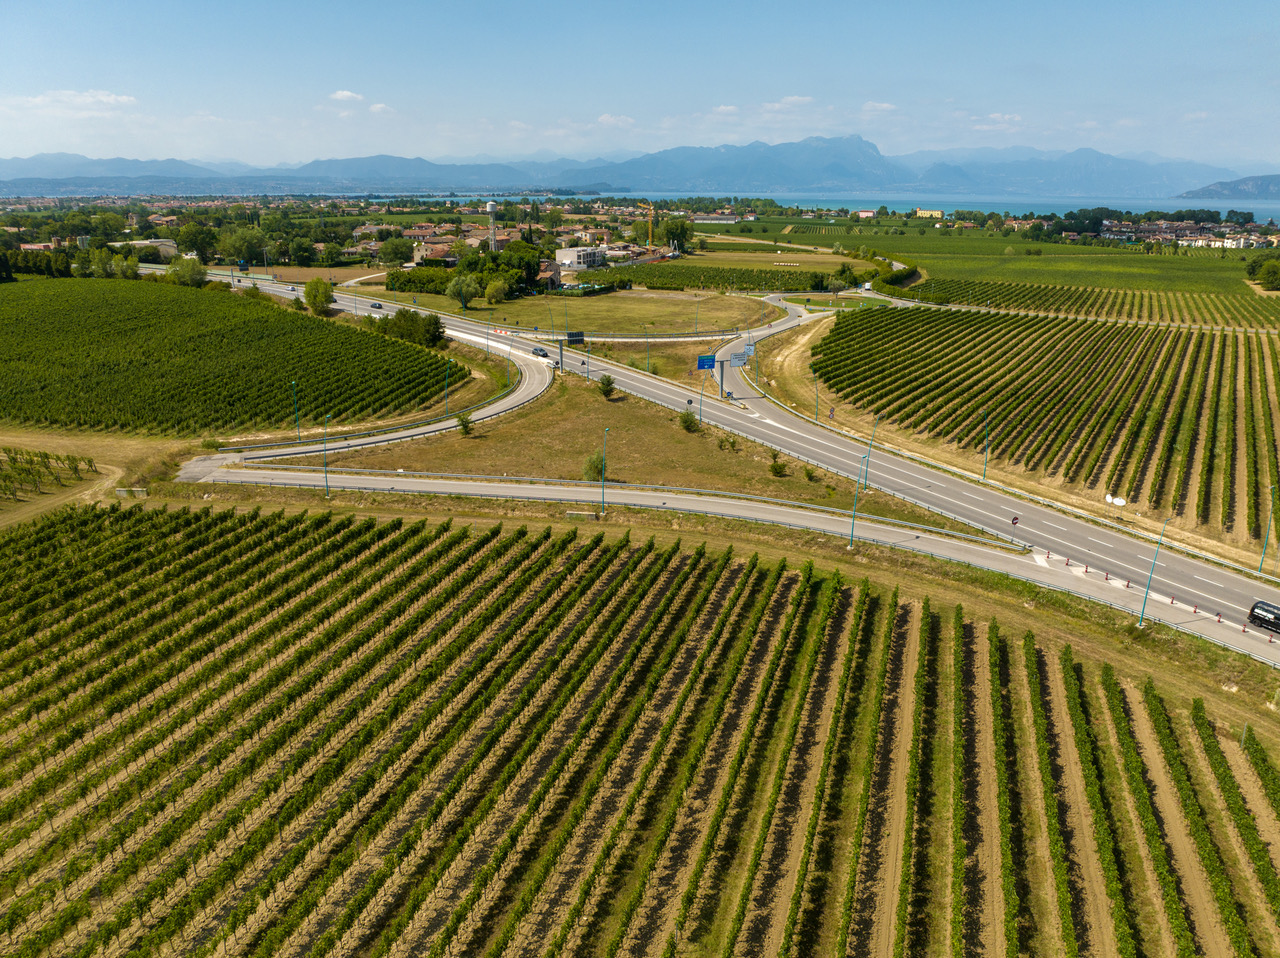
left=182, top=278, right=1280, bottom=669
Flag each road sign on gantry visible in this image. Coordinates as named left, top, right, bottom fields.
left=697, top=354, right=716, bottom=371
left=743, top=343, right=755, bottom=356
left=567, top=331, right=585, bottom=345
left=730, top=352, right=748, bottom=367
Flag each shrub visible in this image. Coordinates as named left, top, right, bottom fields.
left=598, top=374, right=615, bottom=398
left=678, top=409, right=699, bottom=432
left=803, top=466, right=816, bottom=482
left=456, top=410, right=473, bottom=436
left=770, top=461, right=787, bottom=477
left=583, top=451, right=604, bottom=481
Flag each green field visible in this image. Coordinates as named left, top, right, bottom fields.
left=811, top=305, right=1280, bottom=545
left=0, top=281, right=464, bottom=433
left=359, top=287, right=778, bottom=336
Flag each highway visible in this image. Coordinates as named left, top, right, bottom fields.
left=182, top=278, right=1280, bottom=669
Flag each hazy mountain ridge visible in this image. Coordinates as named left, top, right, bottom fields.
left=0, top=137, right=1254, bottom=198
left=1180, top=174, right=1280, bottom=200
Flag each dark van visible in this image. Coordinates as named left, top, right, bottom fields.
left=1248, top=600, right=1280, bottom=630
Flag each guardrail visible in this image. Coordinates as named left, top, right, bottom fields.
left=236, top=465, right=1021, bottom=551
left=205, top=472, right=1277, bottom=671
left=550, top=342, right=1028, bottom=551
left=219, top=377, right=524, bottom=453
left=735, top=334, right=1280, bottom=590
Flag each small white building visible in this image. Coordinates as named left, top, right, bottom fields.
left=555, top=246, right=607, bottom=269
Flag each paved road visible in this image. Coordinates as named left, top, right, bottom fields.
left=181, top=281, right=1280, bottom=668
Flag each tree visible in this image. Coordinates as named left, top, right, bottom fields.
left=289, top=237, right=315, bottom=267
left=678, top=409, right=699, bottom=432
left=661, top=217, right=693, bottom=251
left=456, top=409, right=473, bottom=436
left=598, top=374, right=615, bottom=398
left=485, top=278, right=509, bottom=304
left=1258, top=260, right=1280, bottom=291
left=304, top=277, right=335, bottom=314
left=446, top=275, right=481, bottom=309
left=544, top=208, right=564, bottom=230
left=91, top=248, right=115, bottom=278
left=421, top=313, right=445, bottom=346
left=165, top=256, right=207, bottom=287
left=583, top=450, right=604, bottom=481
left=378, top=237, right=414, bottom=265
left=176, top=223, right=218, bottom=263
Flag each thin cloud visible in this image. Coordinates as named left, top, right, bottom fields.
left=598, top=113, right=635, bottom=127
left=369, top=103, right=391, bottom=113
left=763, top=95, right=813, bottom=112
left=0, top=89, right=139, bottom=123
left=1183, top=110, right=1209, bottom=121
left=862, top=101, right=897, bottom=113
left=972, top=112, right=1022, bottom=131
left=713, top=105, right=738, bottom=115
left=329, top=90, right=363, bottom=102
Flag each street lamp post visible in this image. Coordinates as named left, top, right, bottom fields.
left=1138, top=518, right=1171, bottom=627
left=291, top=380, right=299, bottom=441
left=1262, top=485, right=1277, bottom=573
left=601, top=427, right=609, bottom=514
left=323, top=414, right=331, bottom=498
left=699, top=372, right=707, bottom=423
left=849, top=453, right=868, bottom=545
left=815, top=371, right=819, bottom=424
left=863, top=414, right=882, bottom=491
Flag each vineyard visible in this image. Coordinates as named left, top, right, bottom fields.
left=811, top=306, right=1280, bottom=538
left=4, top=504, right=1280, bottom=957
left=0, top=447, right=95, bottom=505
left=0, top=281, right=463, bottom=433
left=888, top=277, right=1280, bottom=327
left=580, top=262, right=828, bottom=292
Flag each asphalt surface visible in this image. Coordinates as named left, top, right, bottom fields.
left=179, top=280, right=1280, bottom=669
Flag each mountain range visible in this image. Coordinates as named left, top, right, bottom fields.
left=0, top=136, right=1253, bottom=199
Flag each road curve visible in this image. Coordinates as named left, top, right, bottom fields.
left=179, top=282, right=1280, bottom=670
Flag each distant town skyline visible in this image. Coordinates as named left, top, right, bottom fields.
left=2, top=0, right=1276, bottom=171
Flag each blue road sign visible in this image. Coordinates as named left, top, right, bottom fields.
left=697, top=354, right=716, bottom=371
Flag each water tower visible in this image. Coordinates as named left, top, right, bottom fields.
left=486, top=201, right=498, bottom=252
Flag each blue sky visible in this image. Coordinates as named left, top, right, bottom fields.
left=2, top=0, right=1276, bottom=171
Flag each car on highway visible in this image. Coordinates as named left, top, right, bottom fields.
left=532, top=347, right=549, bottom=358
left=370, top=302, right=382, bottom=309
left=1248, top=600, right=1280, bottom=630
left=288, top=285, right=296, bottom=291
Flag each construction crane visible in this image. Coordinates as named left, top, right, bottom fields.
left=638, top=200, right=656, bottom=248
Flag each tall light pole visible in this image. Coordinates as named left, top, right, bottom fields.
left=1138, top=517, right=1171, bottom=627
left=863, top=414, right=882, bottom=491
left=1261, top=485, right=1277, bottom=573
left=982, top=408, right=990, bottom=481
left=815, top=371, right=819, bottom=424
left=601, top=427, right=609, bottom=514
left=323, top=413, right=331, bottom=499
left=699, top=372, right=707, bottom=423
left=849, top=453, right=868, bottom=545
left=291, top=381, right=299, bottom=441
